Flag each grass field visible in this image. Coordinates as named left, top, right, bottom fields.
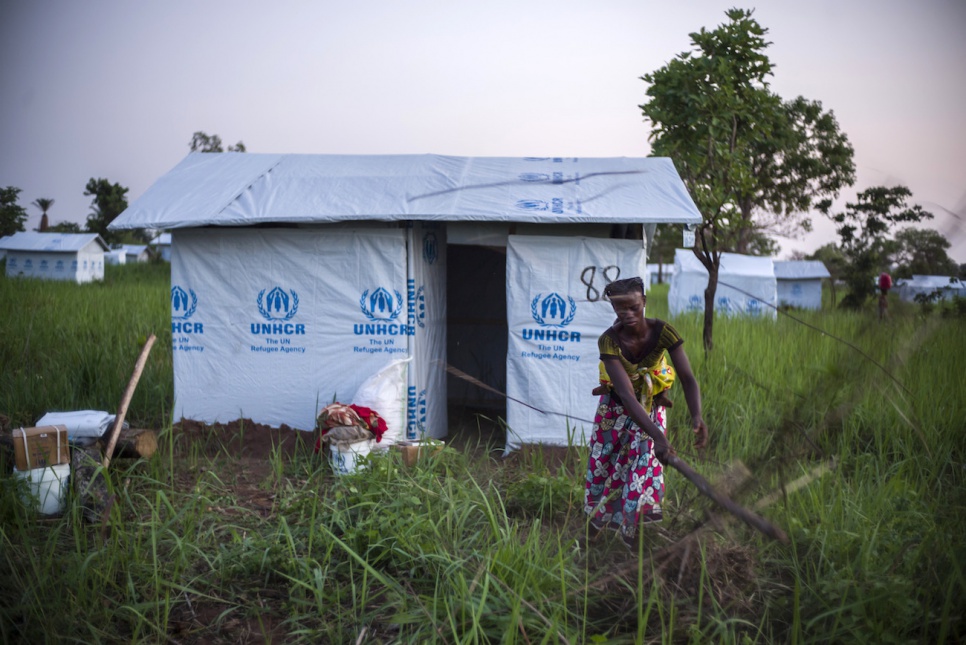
left=1, top=264, right=964, bottom=643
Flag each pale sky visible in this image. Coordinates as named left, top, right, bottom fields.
left=2, top=0, right=964, bottom=260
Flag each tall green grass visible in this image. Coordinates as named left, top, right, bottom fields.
left=1, top=269, right=964, bottom=643
left=0, top=263, right=171, bottom=428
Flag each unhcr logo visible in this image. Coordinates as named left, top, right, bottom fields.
left=423, top=232, right=438, bottom=265
left=171, top=285, right=203, bottom=334
left=252, top=286, right=305, bottom=336
left=407, top=387, right=428, bottom=438
left=516, top=199, right=548, bottom=211
left=522, top=293, right=581, bottom=343
left=355, top=287, right=414, bottom=337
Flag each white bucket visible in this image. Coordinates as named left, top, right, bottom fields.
left=14, top=463, right=70, bottom=515
left=328, top=440, right=375, bottom=475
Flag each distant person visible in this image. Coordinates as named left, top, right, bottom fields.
left=878, top=272, right=892, bottom=320
left=584, top=277, right=708, bottom=549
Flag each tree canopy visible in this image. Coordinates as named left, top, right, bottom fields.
left=190, top=131, right=246, bottom=153
left=819, top=185, right=932, bottom=307
left=0, top=186, right=29, bottom=237
left=891, top=227, right=958, bottom=279
left=640, top=8, right=855, bottom=349
left=32, top=197, right=54, bottom=232
left=84, top=178, right=129, bottom=244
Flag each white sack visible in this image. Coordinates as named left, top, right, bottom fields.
left=35, top=410, right=125, bottom=439
left=353, top=357, right=411, bottom=447
left=505, top=235, right=646, bottom=450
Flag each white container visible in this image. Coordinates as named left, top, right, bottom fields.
left=14, top=463, right=70, bottom=515
left=328, top=440, right=375, bottom=475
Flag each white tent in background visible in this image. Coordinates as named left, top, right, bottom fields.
left=150, top=233, right=172, bottom=261
left=669, top=249, right=777, bottom=318
left=109, top=152, right=702, bottom=449
left=896, top=275, right=965, bottom=302
left=0, top=232, right=108, bottom=283
left=122, top=244, right=152, bottom=263
left=105, top=249, right=127, bottom=265
left=646, top=263, right=675, bottom=285
left=774, top=260, right=830, bottom=310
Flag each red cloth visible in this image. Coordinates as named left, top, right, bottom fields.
left=314, top=402, right=389, bottom=453
left=878, top=273, right=893, bottom=291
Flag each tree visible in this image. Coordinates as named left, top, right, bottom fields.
left=736, top=96, right=855, bottom=253
left=891, top=228, right=958, bottom=278
left=639, top=9, right=854, bottom=350
left=47, top=221, right=82, bottom=233
left=190, top=131, right=246, bottom=153
left=0, top=186, right=29, bottom=237
left=819, top=185, right=932, bottom=308
left=84, top=178, right=129, bottom=244
left=32, top=197, right=54, bottom=232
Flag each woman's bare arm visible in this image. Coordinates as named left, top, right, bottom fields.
left=601, top=355, right=674, bottom=462
left=667, top=345, right=708, bottom=449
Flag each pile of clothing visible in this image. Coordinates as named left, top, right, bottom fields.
left=314, top=402, right=388, bottom=452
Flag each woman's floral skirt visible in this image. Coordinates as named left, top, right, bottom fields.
left=583, top=392, right=666, bottom=540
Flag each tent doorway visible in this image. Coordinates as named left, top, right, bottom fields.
left=445, top=243, right=507, bottom=447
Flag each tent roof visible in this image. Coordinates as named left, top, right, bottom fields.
left=0, top=231, right=108, bottom=253
left=674, top=249, right=775, bottom=278
left=774, top=260, right=831, bottom=280
left=109, top=153, right=703, bottom=230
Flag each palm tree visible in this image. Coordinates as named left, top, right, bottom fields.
left=32, top=197, right=54, bottom=232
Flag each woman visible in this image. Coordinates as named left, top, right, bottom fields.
left=584, top=277, right=708, bottom=548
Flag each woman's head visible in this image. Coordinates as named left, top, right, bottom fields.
left=603, top=277, right=646, bottom=303
left=604, top=277, right=647, bottom=325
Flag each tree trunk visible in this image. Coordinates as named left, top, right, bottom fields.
left=736, top=200, right=753, bottom=254
left=703, top=265, right=718, bottom=352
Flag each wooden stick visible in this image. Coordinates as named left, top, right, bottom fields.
left=102, top=334, right=156, bottom=468
left=667, top=455, right=789, bottom=543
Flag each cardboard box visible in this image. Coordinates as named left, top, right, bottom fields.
left=395, top=440, right=445, bottom=467
left=12, top=425, right=70, bottom=471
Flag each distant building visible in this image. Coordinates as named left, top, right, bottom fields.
left=150, top=233, right=172, bottom=262
left=669, top=250, right=777, bottom=318
left=105, top=249, right=127, bottom=265
left=122, top=244, right=153, bottom=263
left=0, top=232, right=108, bottom=283
left=896, top=275, right=965, bottom=302
left=774, top=260, right=831, bottom=310
left=646, top=263, right=675, bottom=285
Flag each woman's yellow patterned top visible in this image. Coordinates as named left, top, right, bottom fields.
left=596, top=320, right=682, bottom=412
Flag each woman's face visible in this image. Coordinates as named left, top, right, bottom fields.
left=610, top=292, right=646, bottom=327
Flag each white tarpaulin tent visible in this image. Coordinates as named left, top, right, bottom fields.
left=0, top=232, right=108, bottom=283
left=646, top=263, right=675, bottom=285
left=110, top=153, right=701, bottom=446
left=896, top=275, right=965, bottom=302
left=774, top=260, right=830, bottom=310
left=506, top=236, right=645, bottom=449
left=669, top=249, right=777, bottom=318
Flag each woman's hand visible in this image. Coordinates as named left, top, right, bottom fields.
left=653, top=437, right=676, bottom=465
left=692, top=418, right=709, bottom=450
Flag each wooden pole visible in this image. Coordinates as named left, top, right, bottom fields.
left=102, top=334, right=156, bottom=468
left=667, top=454, right=789, bottom=543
